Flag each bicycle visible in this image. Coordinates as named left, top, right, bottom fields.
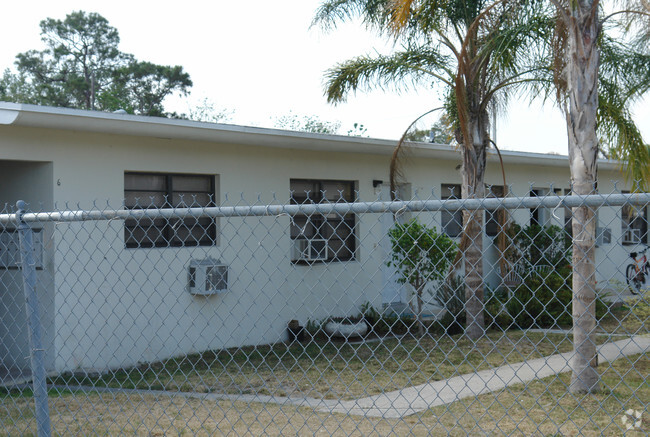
left=626, top=245, right=649, bottom=295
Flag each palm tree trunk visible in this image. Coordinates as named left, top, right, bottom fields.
left=565, top=1, right=601, bottom=393
left=461, top=114, right=488, bottom=340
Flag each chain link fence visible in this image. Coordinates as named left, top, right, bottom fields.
left=0, top=187, right=648, bottom=435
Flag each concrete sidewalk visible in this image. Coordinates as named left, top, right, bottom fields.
left=321, top=336, right=650, bottom=418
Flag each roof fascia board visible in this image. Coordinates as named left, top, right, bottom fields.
left=0, top=102, right=622, bottom=170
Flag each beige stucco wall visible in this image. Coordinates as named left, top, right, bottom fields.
left=0, top=124, right=639, bottom=373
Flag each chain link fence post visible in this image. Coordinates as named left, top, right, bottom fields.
left=16, top=200, right=52, bottom=437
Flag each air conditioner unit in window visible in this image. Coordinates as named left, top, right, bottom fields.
left=292, top=239, right=328, bottom=262
left=188, top=258, right=228, bottom=296
left=623, top=228, right=641, bottom=244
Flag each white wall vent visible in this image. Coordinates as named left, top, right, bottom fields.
left=188, top=258, right=228, bottom=296
left=292, top=239, right=328, bottom=262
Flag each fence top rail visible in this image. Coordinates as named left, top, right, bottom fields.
left=0, top=192, right=648, bottom=224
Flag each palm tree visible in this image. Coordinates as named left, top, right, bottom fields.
left=547, top=0, right=650, bottom=394
left=314, top=0, right=553, bottom=339
left=387, top=0, right=650, bottom=392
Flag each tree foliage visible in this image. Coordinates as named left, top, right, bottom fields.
left=183, top=97, right=234, bottom=123
left=0, top=11, right=192, bottom=117
left=594, top=35, right=650, bottom=188
left=388, top=219, right=457, bottom=285
left=273, top=112, right=341, bottom=134
left=387, top=219, right=457, bottom=335
left=347, top=122, right=369, bottom=136
left=507, top=224, right=571, bottom=271
left=404, top=114, right=455, bottom=143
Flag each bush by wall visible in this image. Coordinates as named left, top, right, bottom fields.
left=487, top=266, right=609, bottom=329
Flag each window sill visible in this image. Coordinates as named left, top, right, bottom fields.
left=291, top=258, right=357, bottom=266
left=124, top=242, right=217, bottom=249
left=622, top=241, right=643, bottom=246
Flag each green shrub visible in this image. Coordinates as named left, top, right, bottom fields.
left=507, top=223, right=571, bottom=270
left=360, top=302, right=413, bottom=336
left=387, top=219, right=457, bottom=335
left=508, top=268, right=573, bottom=327
left=431, top=275, right=465, bottom=319
left=493, top=266, right=609, bottom=329
left=485, top=290, right=514, bottom=329
left=431, top=275, right=466, bottom=333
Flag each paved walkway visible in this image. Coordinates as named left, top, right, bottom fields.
left=322, top=336, right=649, bottom=418
left=57, top=335, right=649, bottom=420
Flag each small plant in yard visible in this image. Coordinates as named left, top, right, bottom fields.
left=305, top=319, right=324, bottom=340
left=359, top=301, right=387, bottom=335
left=387, top=218, right=457, bottom=336
left=360, top=301, right=412, bottom=336
left=508, top=267, right=575, bottom=328
left=431, top=275, right=465, bottom=334
left=629, top=290, right=650, bottom=319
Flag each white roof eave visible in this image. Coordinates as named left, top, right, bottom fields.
left=0, top=101, right=622, bottom=170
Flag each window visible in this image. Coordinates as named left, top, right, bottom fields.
left=441, top=184, right=463, bottom=237
left=622, top=191, right=648, bottom=245
left=124, top=172, right=217, bottom=248
left=530, top=188, right=547, bottom=227
left=290, top=179, right=356, bottom=262
left=485, top=185, right=505, bottom=237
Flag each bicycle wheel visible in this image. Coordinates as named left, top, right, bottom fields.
left=626, top=264, right=641, bottom=295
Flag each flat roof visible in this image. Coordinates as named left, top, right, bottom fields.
left=0, top=101, right=623, bottom=170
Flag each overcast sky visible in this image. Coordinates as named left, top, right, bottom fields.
left=1, top=1, right=648, bottom=155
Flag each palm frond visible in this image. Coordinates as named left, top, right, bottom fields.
left=598, top=85, right=650, bottom=190
left=324, top=46, right=453, bottom=103
left=479, top=15, right=555, bottom=77
left=390, top=106, right=447, bottom=197
left=599, top=34, right=650, bottom=105
left=397, top=0, right=454, bottom=37
left=475, top=7, right=556, bottom=107
left=312, top=0, right=395, bottom=32
left=390, top=0, right=417, bottom=33
left=610, top=0, right=650, bottom=48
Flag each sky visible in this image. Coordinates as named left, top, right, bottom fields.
left=1, top=1, right=648, bottom=155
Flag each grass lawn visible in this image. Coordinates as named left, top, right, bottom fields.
left=2, top=355, right=647, bottom=436
left=56, top=330, right=617, bottom=401
left=599, top=293, right=650, bottom=336
left=48, top=293, right=650, bottom=402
